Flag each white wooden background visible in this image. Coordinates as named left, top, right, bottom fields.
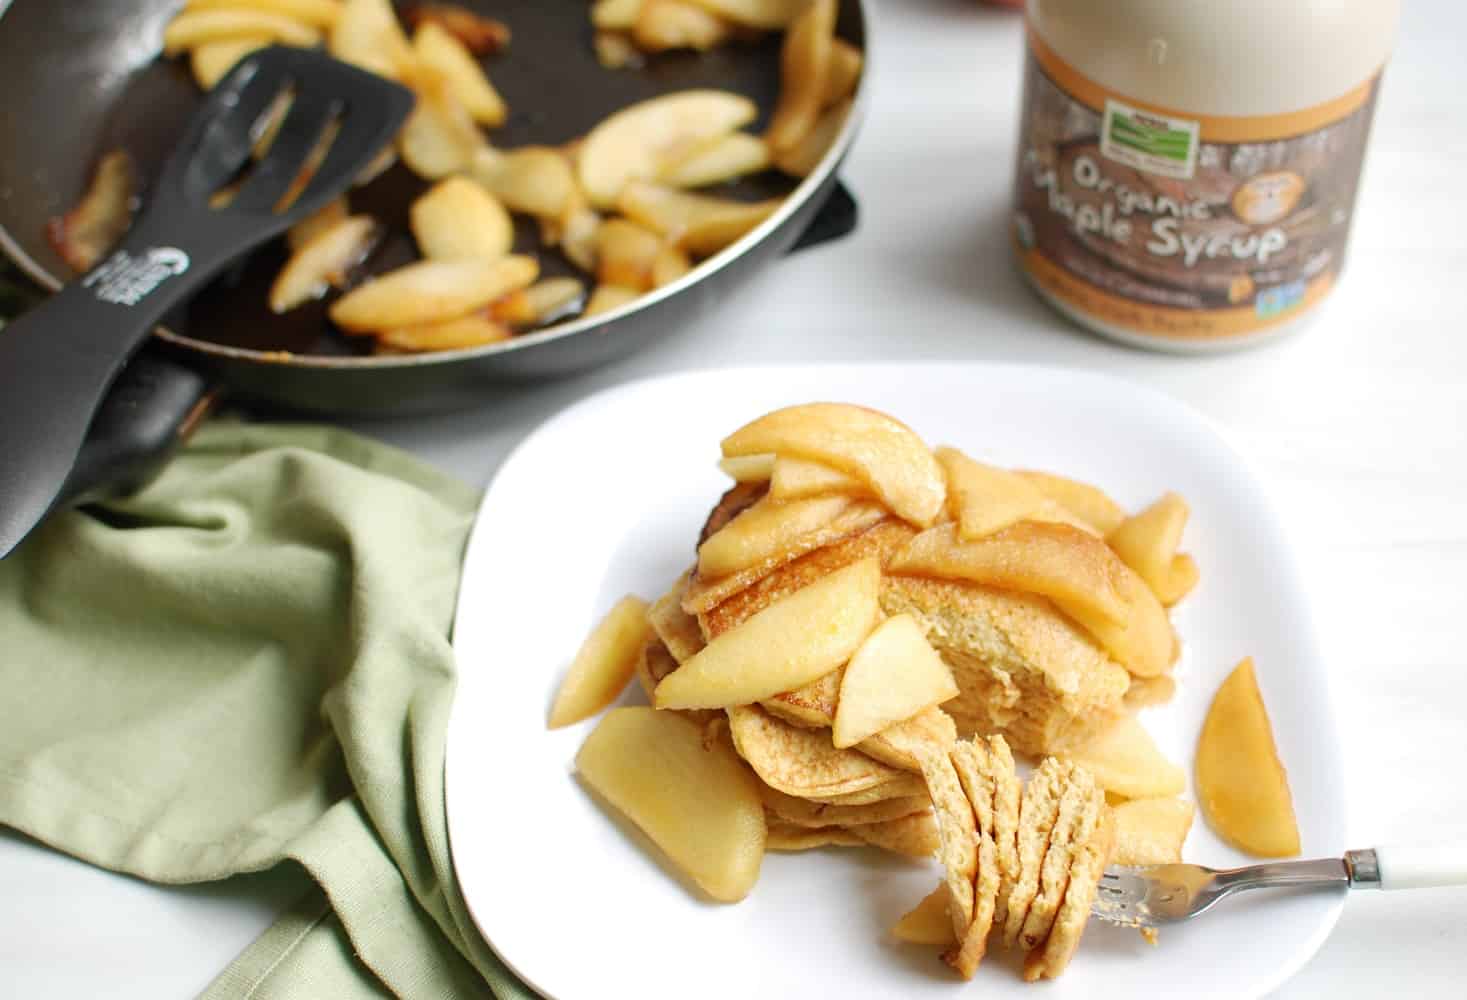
left=2, top=0, right=1463, bottom=994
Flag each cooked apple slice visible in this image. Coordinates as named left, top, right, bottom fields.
left=470, top=147, right=578, bottom=219
left=718, top=454, right=774, bottom=482
left=401, top=3, right=509, bottom=53
left=891, top=521, right=1130, bottom=629
left=576, top=707, right=766, bottom=901
left=269, top=215, right=379, bottom=313
left=1155, top=553, right=1199, bottom=607
left=1111, top=797, right=1195, bottom=865
left=560, top=206, right=603, bottom=273
left=822, top=39, right=863, bottom=106
left=329, top=0, right=414, bottom=79
left=190, top=35, right=271, bottom=90
left=590, top=0, right=642, bottom=30
left=549, top=595, right=651, bottom=728
left=579, top=90, right=758, bottom=209
left=46, top=150, right=137, bottom=274
left=1056, top=560, right=1176, bottom=678
left=683, top=0, right=805, bottom=29
left=185, top=0, right=343, bottom=28
left=660, top=132, right=771, bottom=189
left=412, top=21, right=507, bottom=126
left=1065, top=715, right=1185, bottom=800
left=286, top=196, right=349, bottom=252
left=833, top=615, right=959, bottom=748
left=650, top=244, right=693, bottom=287
left=634, top=1, right=733, bottom=52
left=697, top=494, right=851, bottom=579
left=892, top=885, right=957, bottom=946
left=935, top=446, right=1048, bottom=541
left=398, top=70, right=488, bottom=179
left=1108, top=492, right=1192, bottom=599
left=654, top=557, right=880, bottom=710
left=488, top=277, right=586, bottom=328
left=583, top=283, right=642, bottom=316
left=765, top=0, right=835, bottom=153
left=721, top=402, right=946, bottom=527
left=329, top=255, right=538, bottom=331
left=375, top=313, right=513, bottom=352
left=1016, top=469, right=1127, bottom=536
left=616, top=181, right=779, bottom=257
left=771, top=97, right=849, bottom=178
left=769, top=455, right=867, bottom=501
left=163, top=9, right=321, bottom=53
left=410, top=176, right=513, bottom=261
left=1197, top=658, right=1300, bottom=857
left=593, top=29, right=642, bottom=69
left=596, top=218, right=664, bottom=290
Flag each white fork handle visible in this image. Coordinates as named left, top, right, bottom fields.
left=1374, top=846, right=1467, bottom=890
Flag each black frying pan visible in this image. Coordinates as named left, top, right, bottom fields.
left=0, top=0, right=867, bottom=420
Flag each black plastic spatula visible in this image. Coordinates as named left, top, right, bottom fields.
left=0, top=46, right=413, bottom=557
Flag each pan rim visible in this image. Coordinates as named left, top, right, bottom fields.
left=0, top=0, right=873, bottom=372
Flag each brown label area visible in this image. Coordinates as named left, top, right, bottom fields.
left=1013, top=35, right=1379, bottom=341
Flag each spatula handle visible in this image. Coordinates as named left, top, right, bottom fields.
left=0, top=235, right=216, bottom=556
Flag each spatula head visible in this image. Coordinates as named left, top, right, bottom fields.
left=0, top=48, right=413, bottom=559
left=157, top=45, right=415, bottom=227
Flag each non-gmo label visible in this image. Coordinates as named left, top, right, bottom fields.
left=1100, top=99, right=1200, bottom=180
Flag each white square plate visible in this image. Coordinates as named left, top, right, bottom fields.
left=445, top=363, right=1346, bottom=999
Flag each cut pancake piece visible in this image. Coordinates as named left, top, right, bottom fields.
left=1019, top=766, right=1102, bottom=952
left=757, top=782, right=929, bottom=828
left=946, top=739, right=1002, bottom=979
left=916, top=749, right=977, bottom=944
left=1001, top=757, right=1069, bottom=948
left=726, top=705, right=924, bottom=801
left=987, top=735, right=1022, bottom=901
left=848, top=810, right=941, bottom=858
left=1024, top=805, right=1116, bottom=981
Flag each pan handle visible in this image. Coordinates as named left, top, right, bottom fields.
left=786, top=180, right=858, bottom=253
left=58, top=351, right=217, bottom=509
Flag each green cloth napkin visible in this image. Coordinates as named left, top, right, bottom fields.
left=0, top=420, right=537, bottom=999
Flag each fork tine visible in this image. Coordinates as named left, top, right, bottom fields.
left=229, top=92, right=343, bottom=213
left=1089, top=868, right=1158, bottom=929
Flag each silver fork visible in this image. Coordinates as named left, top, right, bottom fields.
left=1092, top=846, right=1467, bottom=928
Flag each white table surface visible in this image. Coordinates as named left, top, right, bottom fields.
left=4, top=1, right=1465, bottom=996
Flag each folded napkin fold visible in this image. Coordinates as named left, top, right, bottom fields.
left=0, top=420, right=537, bottom=999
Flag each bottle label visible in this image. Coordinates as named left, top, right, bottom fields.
left=1013, top=28, right=1380, bottom=342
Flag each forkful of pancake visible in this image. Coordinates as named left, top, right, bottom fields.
left=549, top=402, right=1303, bottom=982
